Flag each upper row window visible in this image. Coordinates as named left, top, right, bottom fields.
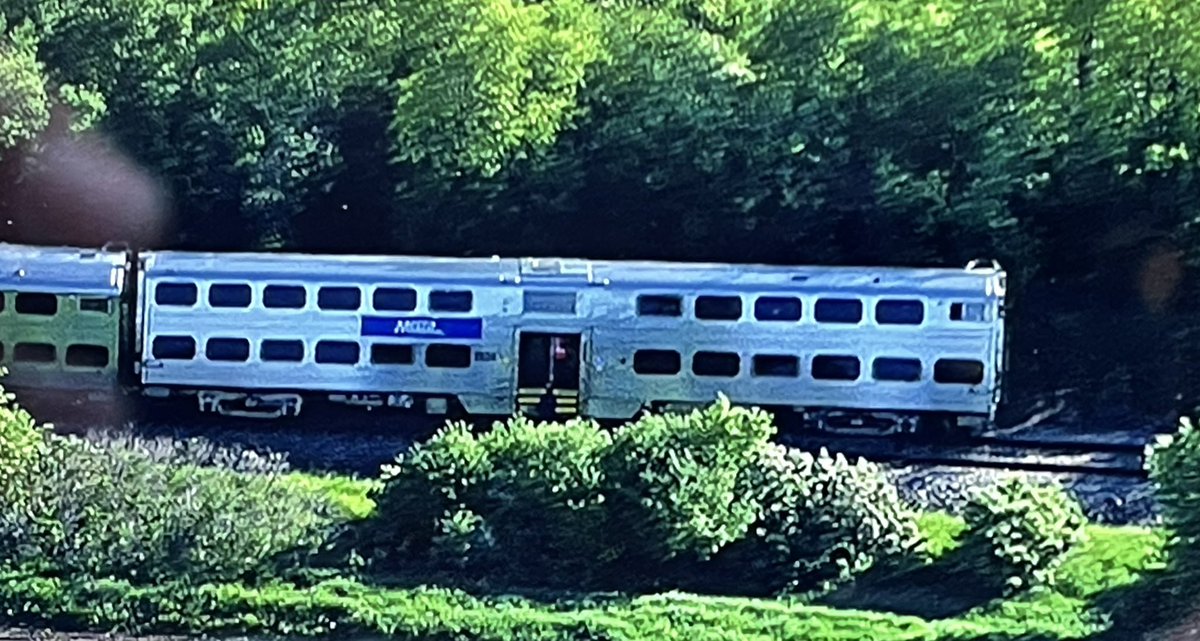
left=0, top=293, right=112, bottom=316
left=154, top=282, right=472, bottom=312
left=636, top=294, right=945, bottom=325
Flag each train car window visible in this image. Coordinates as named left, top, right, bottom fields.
left=814, top=298, right=863, bottom=324
left=316, top=340, right=360, bottom=364
left=261, top=339, right=305, bottom=362
left=374, top=287, right=418, bottom=312
left=695, top=296, right=742, bottom=321
left=66, top=345, right=110, bottom=368
left=372, top=344, right=415, bottom=365
left=812, top=354, right=861, bottom=380
left=79, top=298, right=110, bottom=313
left=934, top=359, right=985, bottom=385
left=692, top=351, right=740, bottom=377
left=754, top=296, right=802, bottom=321
left=637, top=295, right=682, bottom=317
left=426, top=344, right=471, bottom=368
left=523, top=290, right=576, bottom=314
left=206, top=338, right=251, bottom=362
left=14, top=343, right=56, bottom=363
left=872, top=357, right=922, bottom=382
left=429, top=290, right=473, bottom=312
left=263, top=285, right=307, bottom=309
left=209, top=284, right=252, bottom=308
left=752, top=354, right=800, bottom=377
left=0, top=293, right=5, bottom=313
left=152, top=336, right=196, bottom=360
left=15, top=293, right=58, bottom=316
left=318, top=287, right=362, bottom=311
left=633, top=349, right=681, bottom=375
left=155, top=283, right=197, bottom=306
left=875, top=300, right=924, bottom=325
left=0, top=343, right=4, bottom=361
left=950, top=302, right=986, bottom=322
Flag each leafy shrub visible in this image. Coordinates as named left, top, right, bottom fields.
left=0, top=385, right=49, bottom=510
left=601, top=394, right=774, bottom=567
left=369, top=415, right=612, bottom=584
left=701, top=445, right=923, bottom=596
left=962, top=476, right=1088, bottom=594
left=0, top=435, right=343, bottom=584
left=80, top=427, right=292, bottom=474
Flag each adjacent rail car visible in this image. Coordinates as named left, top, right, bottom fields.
left=0, top=245, right=130, bottom=403
left=0, top=242, right=1008, bottom=434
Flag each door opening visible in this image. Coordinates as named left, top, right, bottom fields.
left=516, top=332, right=582, bottom=418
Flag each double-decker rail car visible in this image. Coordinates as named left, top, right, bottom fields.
left=0, top=242, right=1007, bottom=435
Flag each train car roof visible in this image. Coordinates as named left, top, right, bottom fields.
left=0, top=244, right=127, bottom=296
left=141, top=249, right=1006, bottom=297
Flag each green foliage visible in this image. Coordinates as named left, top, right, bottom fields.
left=603, top=395, right=774, bottom=564
left=0, top=17, right=51, bottom=154
left=370, top=415, right=613, bottom=584
left=962, top=477, right=1088, bottom=595
left=0, top=435, right=342, bottom=584
left=1148, top=417, right=1200, bottom=587
left=704, top=444, right=924, bottom=596
left=0, top=386, right=50, bottom=515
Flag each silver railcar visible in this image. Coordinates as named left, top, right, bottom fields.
left=133, top=249, right=1006, bottom=431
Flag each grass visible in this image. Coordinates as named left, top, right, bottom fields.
left=0, top=507, right=1171, bottom=640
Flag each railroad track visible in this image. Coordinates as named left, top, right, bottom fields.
left=777, top=432, right=1149, bottom=478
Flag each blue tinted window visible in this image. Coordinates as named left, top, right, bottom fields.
left=209, top=284, right=251, bottom=308
left=152, top=336, right=195, bottom=360
left=206, top=338, right=251, bottom=362
left=875, top=300, right=924, bottom=325
left=374, top=288, right=417, bottom=312
left=934, top=359, right=985, bottom=385
left=264, top=285, right=306, bottom=309
left=754, top=296, right=801, bottom=321
left=261, top=339, right=304, bottom=362
left=316, top=340, right=359, bottom=364
left=814, top=298, right=862, bottom=323
left=430, top=290, right=473, bottom=313
left=155, top=283, right=197, bottom=306
left=812, top=354, right=860, bottom=380
left=873, top=357, right=922, bottom=382
left=318, top=287, right=361, bottom=311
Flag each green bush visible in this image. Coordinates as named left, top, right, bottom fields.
left=962, top=477, right=1088, bottom=594
left=601, top=394, right=774, bottom=567
left=701, top=445, right=923, bottom=596
left=0, top=385, right=50, bottom=511
left=0, top=435, right=343, bottom=584
left=369, top=415, right=612, bottom=584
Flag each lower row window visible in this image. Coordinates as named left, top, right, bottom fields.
left=0, top=342, right=109, bottom=367
left=150, top=336, right=471, bottom=368
left=632, top=349, right=984, bottom=384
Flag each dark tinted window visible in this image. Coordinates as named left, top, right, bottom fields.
left=814, top=299, right=863, bottom=323
left=950, top=302, right=986, bottom=322
left=812, top=355, right=861, bottom=380
left=209, top=284, right=252, bottom=308
left=429, top=290, right=473, bottom=312
left=875, top=300, right=924, bottom=325
left=261, top=339, right=304, bottom=362
left=0, top=294, right=5, bottom=312
left=206, top=338, right=251, bottom=362
left=426, top=344, right=471, bottom=368
left=754, top=296, right=802, bottom=321
left=318, top=287, right=361, bottom=311
left=264, top=285, right=306, bottom=309
left=633, top=349, right=681, bottom=375
left=934, top=359, right=985, bottom=385
left=752, top=354, right=800, bottom=377
left=14, top=343, right=56, bottom=363
left=695, top=296, right=742, bottom=321
left=374, top=287, right=417, bottom=312
left=873, top=357, right=922, bottom=382
left=637, top=295, right=682, bottom=317
left=523, top=290, right=576, bottom=314
left=0, top=343, right=4, bottom=361
left=155, top=283, right=197, bottom=306
left=15, top=293, right=57, bottom=315
left=316, top=340, right=360, bottom=364
left=152, top=336, right=196, bottom=360
left=372, top=344, right=415, bottom=365
left=692, top=351, right=740, bottom=377
left=66, top=344, right=110, bottom=368
left=79, top=298, right=110, bottom=313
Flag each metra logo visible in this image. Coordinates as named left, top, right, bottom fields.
left=394, top=319, right=443, bottom=336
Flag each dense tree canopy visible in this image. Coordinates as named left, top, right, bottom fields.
left=1, top=0, right=1197, bottom=415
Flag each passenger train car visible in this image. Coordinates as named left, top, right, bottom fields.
left=0, top=242, right=1008, bottom=435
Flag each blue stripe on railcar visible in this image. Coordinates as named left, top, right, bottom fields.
left=361, top=316, right=484, bottom=340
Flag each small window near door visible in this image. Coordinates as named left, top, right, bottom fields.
left=155, top=283, right=197, bottom=306
left=633, top=349, right=681, bottom=375
left=934, top=359, right=985, bottom=385
left=79, top=298, right=111, bottom=313
left=372, top=344, right=415, bottom=365
left=430, top=290, right=473, bottom=312
left=637, top=295, right=682, bottom=317
left=426, top=344, right=471, bottom=368
left=66, top=345, right=110, bottom=368
left=950, top=302, right=986, bottom=322
left=875, top=299, right=924, bottom=325
left=152, top=336, right=196, bottom=360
